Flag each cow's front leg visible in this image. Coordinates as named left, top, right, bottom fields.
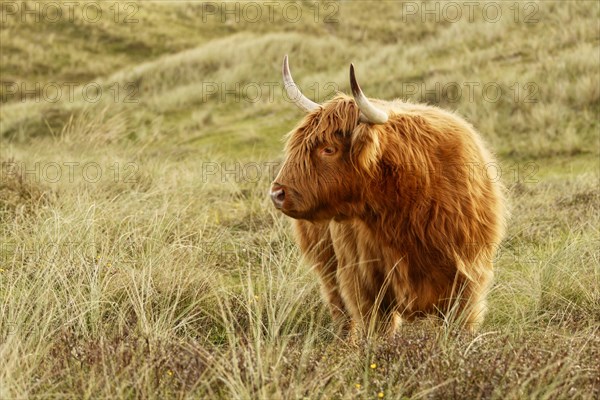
left=293, top=220, right=350, bottom=336
left=336, top=262, right=389, bottom=342
left=329, top=221, right=383, bottom=341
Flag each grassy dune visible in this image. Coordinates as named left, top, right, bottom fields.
left=1, top=1, right=599, bottom=398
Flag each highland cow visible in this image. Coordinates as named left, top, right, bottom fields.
left=270, top=56, right=506, bottom=338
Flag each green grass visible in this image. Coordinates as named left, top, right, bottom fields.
left=1, top=1, right=599, bottom=398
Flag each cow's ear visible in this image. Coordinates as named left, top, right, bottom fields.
left=351, top=125, right=382, bottom=175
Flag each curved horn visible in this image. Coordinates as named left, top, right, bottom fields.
left=349, top=64, right=388, bottom=124
left=282, top=55, right=320, bottom=113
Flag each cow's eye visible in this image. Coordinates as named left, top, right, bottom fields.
left=320, top=146, right=337, bottom=156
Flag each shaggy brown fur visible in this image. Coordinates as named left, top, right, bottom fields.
left=272, top=94, right=506, bottom=338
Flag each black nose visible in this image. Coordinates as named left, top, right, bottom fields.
left=270, top=186, right=285, bottom=209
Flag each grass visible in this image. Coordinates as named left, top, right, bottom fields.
left=0, top=1, right=599, bottom=398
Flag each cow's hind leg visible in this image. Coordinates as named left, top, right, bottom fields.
left=462, top=267, right=493, bottom=333
left=440, top=265, right=493, bottom=333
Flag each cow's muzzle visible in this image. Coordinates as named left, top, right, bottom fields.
left=270, top=184, right=286, bottom=209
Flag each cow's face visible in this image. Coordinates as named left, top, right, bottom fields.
left=270, top=56, right=388, bottom=221
left=271, top=124, right=363, bottom=221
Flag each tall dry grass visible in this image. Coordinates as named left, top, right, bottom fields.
left=1, top=1, right=598, bottom=398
